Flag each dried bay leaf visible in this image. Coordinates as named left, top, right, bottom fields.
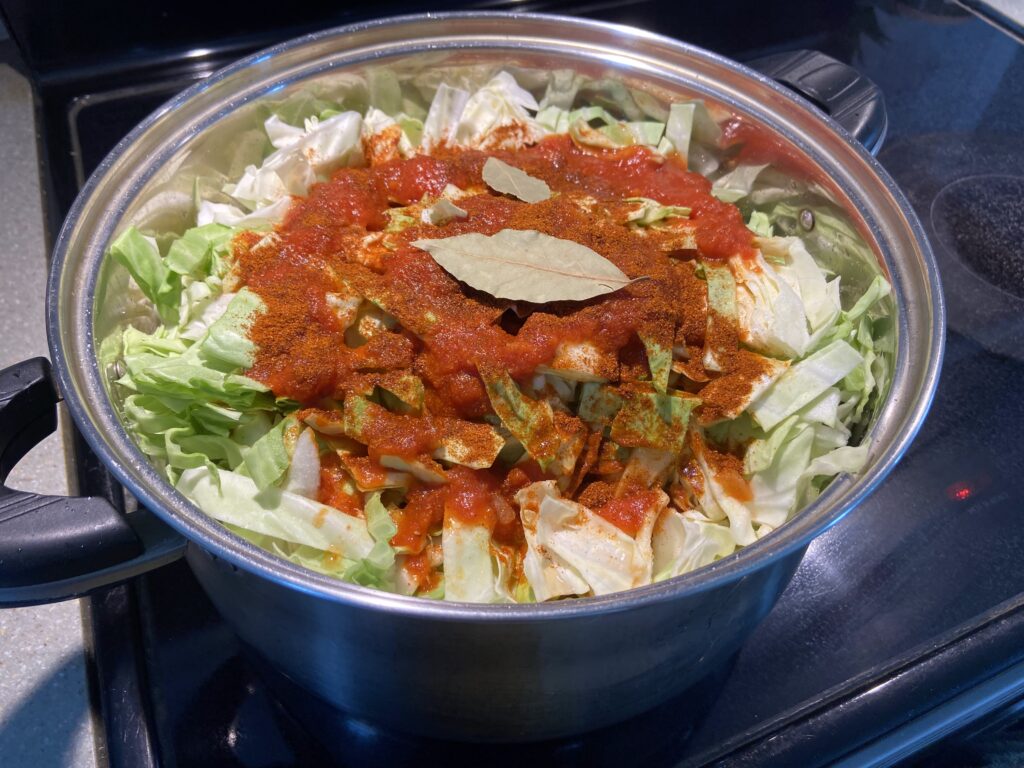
left=412, top=229, right=638, bottom=303
left=482, top=157, right=551, bottom=204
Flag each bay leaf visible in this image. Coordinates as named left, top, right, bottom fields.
left=481, top=157, right=551, bottom=204
left=411, top=229, right=638, bottom=303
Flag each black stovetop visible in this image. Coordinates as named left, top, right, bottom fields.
left=8, top=1, right=1024, bottom=765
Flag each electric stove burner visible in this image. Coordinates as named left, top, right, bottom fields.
left=932, top=174, right=1024, bottom=299
left=251, top=645, right=730, bottom=768
left=878, top=133, right=1024, bottom=360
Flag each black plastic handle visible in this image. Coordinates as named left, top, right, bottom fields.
left=748, top=49, right=888, bottom=156
left=0, top=358, right=185, bottom=606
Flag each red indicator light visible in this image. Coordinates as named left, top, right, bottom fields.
left=946, top=481, right=974, bottom=502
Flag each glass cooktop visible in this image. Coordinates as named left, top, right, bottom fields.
left=9, top=0, right=1024, bottom=765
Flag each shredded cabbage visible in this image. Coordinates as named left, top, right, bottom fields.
left=106, top=68, right=893, bottom=601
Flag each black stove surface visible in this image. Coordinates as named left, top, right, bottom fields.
left=12, top=1, right=1024, bottom=765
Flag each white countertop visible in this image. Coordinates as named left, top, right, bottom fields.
left=0, top=62, right=98, bottom=768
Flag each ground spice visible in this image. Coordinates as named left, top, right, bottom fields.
left=695, top=432, right=753, bottom=502
left=697, top=349, right=779, bottom=425
left=238, top=136, right=747, bottom=410
left=229, top=134, right=766, bottom=581
left=362, top=124, right=404, bottom=167
left=566, top=429, right=603, bottom=497
left=671, top=260, right=708, bottom=346
left=434, top=417, right=503, bottom=466
left=578, top=480, right=616, bottom=509
left=704, top=307, right=741, bottom=374
left=340, top=454, right=393, bottom=490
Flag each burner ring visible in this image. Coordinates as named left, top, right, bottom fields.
left=931, top=174, right=1024, bottom=300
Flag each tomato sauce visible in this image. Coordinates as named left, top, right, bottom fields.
left=596, top=487, right=663, bottom=537
left=716, top=468, right=753, bottom=503
left=240, top=136, right=756, bottom=415
left=392, top=483, right=446, bottom=554
left=444, top=465, right=499, bottom=528
left=719, top=116, right=829, bottom=191
left=236, top=134, right=765, bottom=538
left=391, top=467, right=524, bottom=553
left=402, top=550, right=442, bottom=592
left=317, top=452, right=363, bottom=517
left=354, top=400, right=438, bottom=463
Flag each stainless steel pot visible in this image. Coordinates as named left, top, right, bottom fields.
left=0, top=13, right=944, bottom=742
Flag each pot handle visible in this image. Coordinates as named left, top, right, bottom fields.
left=0, top=358, right=186, bottom=607
left=747, top=49, right=888, bottom=155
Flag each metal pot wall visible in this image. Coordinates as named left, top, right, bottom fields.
left=0, top=13, right=944, bottom=742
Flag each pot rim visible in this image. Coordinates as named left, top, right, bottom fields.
left=47, top=11, right=945, bottom=621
